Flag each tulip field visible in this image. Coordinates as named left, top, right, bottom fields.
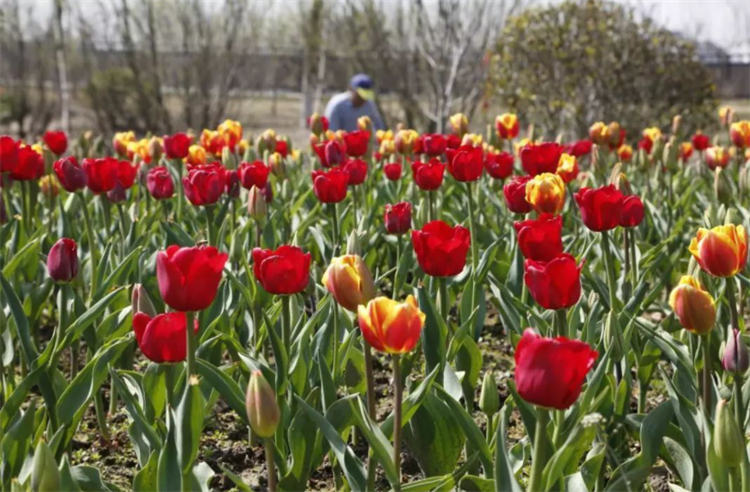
left=2, top=111, right=750, bottom=492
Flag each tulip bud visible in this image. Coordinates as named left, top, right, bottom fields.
left=714, top=168, right=730, bottom=204
left=245, top=370, right=280, bottom=438
left=672, top=115, right=682, bottom=136
left=47, top=238, right=78, bottom=283
left=722, top=328, right=749, bottom=375
left=714, top=399, right=743, bottom=467
left=614, top=172, right=632, bottom=196
left=323, top=255, right=376, bottom=312
left=39, top=175, right=59, bottom=198
left=31, top=441, right=60, bottom=492
left=668, top=276, right=716, bottom=334
left=247, top=186, right=267, bottom=222
left=257, top=129, right=277, bottom=156
left=107, top=182, right=127, bottom=204
left=607, top=162, right=622, bottom=186
left=131, top=284, right=157, bottom=318
left=449, top=113, right=469, bottom=136
left=346, top=230, right=360, bottom=256
left=269, top=152, right=286, bottom=178
left=603, top=310, right=624, bottom=361
left=309, top=112, right=327, bottom=136
left=479, top=371, right=500, bottom=417
left=222, top=146, right=236, bottom=169
left=148, top=136, right=163, bottom=163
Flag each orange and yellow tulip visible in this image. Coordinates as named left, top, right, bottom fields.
left=730, top=121, right=750, bottom=149
left=358, top=296, right=425, bottom=354
left=689, top=224, right=748, bottom=277
left=323, top=255, right=376, bottom=313
left=525, top=172, right=566, bottom=215
left=668, top=276, right=716, bottom=334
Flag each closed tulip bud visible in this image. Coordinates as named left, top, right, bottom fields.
left=346, top=230, right=360, bottom=255
left=221, top=146, right=236, bottom=169
left=714, top=399, right=743, bottom=468
left=672, top=115, right=682, bottom=136
left=39, top=175, right=59, bottom=198
left=603, top=310, right=624, bottom=361
left=269, top=152, right=286, bottom=178
left=47, top=238, right=78, bottom=283
left=107, top=181, right=127, bottom=203
left=257, top=129, right=277, bottom=156
left=31, top=441, right=60, bottom=492
left=324, top=140, right=344, bottom=166
left=668, top=276, right=716, bottom=334
left=131, top=284, right=157, bottom=318
left=308, top=112, right=329, bottom=136
left=323, top=255, right=376, bottom=312
left=615, top=173, right=632, bottom=195
left=148, top=136, right=163, bottom=162
left=247, top=185, right=267, bottom=222
left=245, top=370, right=280, bottom=438
left=722, top=328, right=749, bottom=374
left=479, top=372, right=500, bottom=416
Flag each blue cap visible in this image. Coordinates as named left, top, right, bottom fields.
left=350, top=74, right=374, bottom=100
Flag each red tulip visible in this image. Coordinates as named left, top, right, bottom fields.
left=238, top=161, right=270, bottom=190
left=114, top=159, right=138, bottom=189
left=503, top=175, right=533, bottom=214
left=411, top=158, right=445, bottom=191
left=384, top=202, right=412, bottom=234
left=384, top=162, right=402, bottom=181
left=275, top=140, right=289, bottom=158
left=147, top=166, right=175, bottom=200
left=343, top=158, right=368, bottom=186
left=312, top=143, right=333, bottom=168
left=324, top=140, right=345, bottom=166
left=183, top=166, right=225, bottom=206
left=574, top=185, right=624, bottom=232
left=43, top=131, right=68, bottom=156
left=0, top=136, right=19, bottom=174
left=445, top=134, right=461, bottom=150
left=10, top=147, right=44, bottom=181
left=157, top=245, right=228, bottom=312
left=422, top=134, right=447, bottom=157
left=692, top=132, right=710, bottom=151
left=520, top=142, right=564, bottom=176
left=163, top=132, right=193, bottom=160
left=82, top=157, right=116, bottom=193
left=412, top=220, right=471, bottom=277
left=524, top=253, right=583, bottom=310
left=53, top=157, right=87, bottom=192
left=514, top=328, right=598, bottom=410
left=224, top=169, right=240, bottom=198
left=565, top=140, right=593, bottom=157
left=132, top=312, right=199, bottom=363
left=446, top=145, right=483, bottom=182
left=312, top=167, right=349, bottom=203
left=637, top=137, right=653, bottom=154
left=252, top=245, right=311, bottom=295
left=343, top=130, right=370, bottom=157
left=619, top=195, right=644, bottom=228
left=514, top=214, right=563, bottom=262
left=47, top=238, right=78, bottom=283
left=484, top=151, right=514, bottom=180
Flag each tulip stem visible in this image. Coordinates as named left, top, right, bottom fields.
left=465, top=182, right=479, bottom=331
left=205, top=206, right=215, bottom=247
left=438, top=276, right=449, bottom=321
left=428, top=190, right=435, bottom=222
left=175, top=159, right=184, bottom=222
left=331, top=202, right=340, bottom=260
left=186, top=311, right=197, bottom=377
left=77, top=193, right=99, bottom=302
left=528, top=408, right=548, bottom=492
left=116, top=204, right=127, bottom=259
left=733, top=375, right=749, bottom=491
left=702, top=334, right=712, bottom=412
left=600, top=231, right=618, bottom=311
left=331, top=300, right=339, bottom=384
left=393, top=235, right=402, bottom=299
left=281, top=295, right=292, bottom=353
left=726, top=278, right=740, bottom=332
left=393, top=354, right=403, bottom=491
left=362, top=333, right=377, bottom=491
left=554, top=309, right=567, bottom=338
left=264, top=437, right=278, bottom=492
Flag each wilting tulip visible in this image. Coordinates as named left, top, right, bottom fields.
left=132, top=312, right=198, bottom=363
left=238, top=161, right=270, bottom=190
left=589, top=122, right=611, bottom=146
left=343, top=130, right=370, bottom=157
left=11, top=146, right=44, bottom=181
left=411, top=158, right=445, bottom=190
left=132, top=284, right=157, bottom=318
left=714, top=400, right=743, bottom=468
left=308, top=112, right=329, bottom=136
left=183, top=164, right=224, bottom=206
left=668, top=276, right=716, bottom=334
left=730, top=121, right=750, bottom=148
left=311, top=167, right=349, bottom=203
left=524, top=253, right=582, bottom=310
left=157, top=245, right=228, bottom=312
left=692, top=131, right=710, bottom=151
left=514, top=214, right=563, bottom=262
left=247, top=185, right=267, bottom=221
left=556, top=153, right=579, bottom=183
left=43, top=130, right=68, bottom=156
left=504, top=175, right=533, bottom=214
left=163, top=132, right=193, bottom=159
left=358, top=296, right=426, bottom=354
left=525, top=172, right=565, bottom=215
left=252, top=245, right=311, bottom=295
left=617, top=144, right=633, bottom=162
left=47, top=238, right=78, bottom=283
left=147, top=166, right=175, bottom=200
left=53, top=156, right=87, bottom=192
left=343, top=158, right=367, bottom=186
left=245, top=370, right=280, bottom=438
left=218, top=119, right=243, bottom=150
left=484, top=151, right=514, bottom=180
left=422, top=133, right=447, bottom=157
left=384, top=202, right=412, bottom=234
left=395, top=129, right=419, bottom=155
left=574, top=185, right=624, bottom=232
left=412, top=220, right=470, bottom=277
left=449, top=113, right=469, bottom=136
left=495, top=113, right=519, bottom=140
left=384, top=162, right=402, bottom=181
left=323, top=255, right=376, bottom=312
left=619, top=195, right=644, bottom=228
left=113, top=131, right=135, bottom=157
left=565, top=139, right=593, bottom=157
left=520, top=142, right=565, bottom=176
left=706, top=146, right=730, bottom=170
left=514, top=328, right=598, bottom=410
left=186, top=145, right=207, bottom=166
left=689, top=224, right=748, bottom=278
left=722, top=328, right=749, bottom=374
left=446, top=145, right=483, bottom=182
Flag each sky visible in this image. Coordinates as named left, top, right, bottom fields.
left=14, top=0, right=750, bottom=54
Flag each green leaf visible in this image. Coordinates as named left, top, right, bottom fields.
left=57, top=288, right=126, bottom=356
left=2, top=236, right=40, bottom=278
left=157, top=409, right=183, bottom=492
left=349, top=397, right=400, bottom=486
left=196, top=360, right=249, bottom=426
left=459, top=474, right=495, bottom=491
left=177, top=377, right=205, bottom=474
left=0, top=399, right=36, bottom=484
left=494, top=406, right=523, bottom=492
left=417, top=284, right=447, bottom=375
left=132, top=452, right=158, bottom=492
left=110, top=369, right=162, bottom=450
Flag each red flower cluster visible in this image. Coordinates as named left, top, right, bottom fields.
left=82, top=157, right=138, bottom=194
left=575, top=185, right=644, bottom=231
